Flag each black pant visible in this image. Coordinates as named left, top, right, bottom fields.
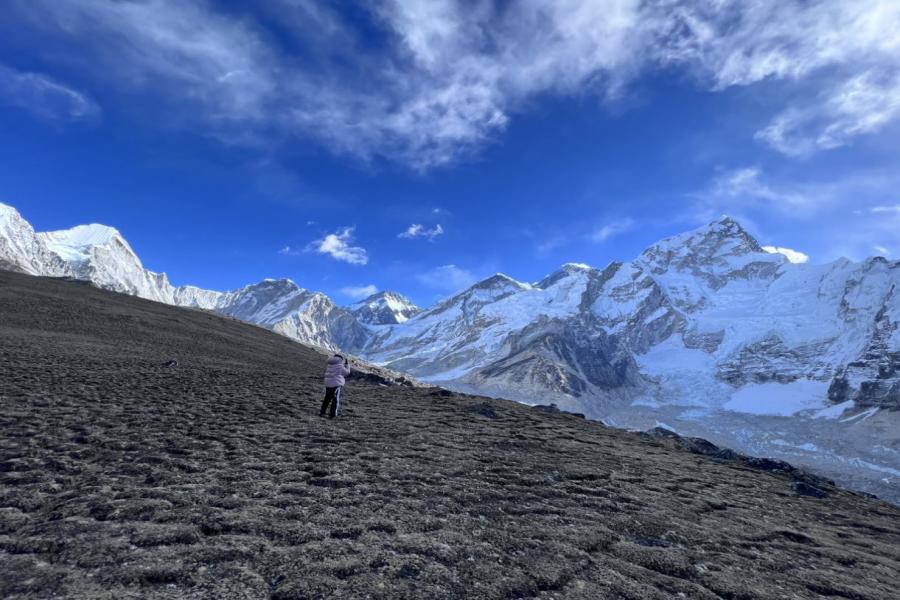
left=320, top=386, right=342, bottom=417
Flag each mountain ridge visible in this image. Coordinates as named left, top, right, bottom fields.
left=1, top=202, right=898, bottom=501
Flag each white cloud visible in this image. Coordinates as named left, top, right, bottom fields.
left=762, top=246, right=809, bottom=264
left=701, top=168, right=813, bottom=216
left=756, top=71, right=900, bottom=156
left=871, top=204, right=900, bottom=213
left=0, top=64, right=99, bottom=121
left=10, top=0, right=900, bottom=167
left=874, top=245, right=890, bottom=256
left=11, top=0, right=274, bottom=124
left=341, top=284, right=378, bottom=299
left=416, top=264, right=476, bottom=291
left=278, top=245, right=301, bottom=256
left=308, top=227, right=368, bottom=265
left=590, top=218, right=635, bottom=243
left=398, top=223, right=444, bottom=240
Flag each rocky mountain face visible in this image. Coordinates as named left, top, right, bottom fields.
left=2, top=202, right=898, bottom=499
left=215, top=279, right=370, bottom=352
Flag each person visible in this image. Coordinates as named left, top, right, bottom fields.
left=320, top=354, right=351, bottom=418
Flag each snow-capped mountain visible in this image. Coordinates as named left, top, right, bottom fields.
left=215, top=279, right=369, bottom=351
left=368, top=217, right=898, bottom=419
left=38, top=224, right=185, bottom=305
left=2, top=202, right=898, bottom=500
left=350, top=291, right=420, bottom=325
left=360, top=217, right=900, bottom=499
left=0, top=203, right=69, bottom=277
left=0, top=203, right=367, bottom=351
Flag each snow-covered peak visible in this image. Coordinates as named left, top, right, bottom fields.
left=231, top=278, right=304, bottom=297
left=0, top=204, right=33, bottom=236
left=40, top=224, right=136, bottom=264
left=0, top=203, right=24, bottom=230
left=0, top=202, right=20, bottom=221
left=643, top=216, right=761, bottom=259
left=471, top=273, right=530, bottom=292
left=46, top=223, right=122, bottom=247
left=351, top=291, right=421, bottom=325
left=638, top=216, right=782, bottom=279
left=0, top=203, right=70, bottom=276
left=536, top=262, right=598, bottom=289
left=562, top=262, right=593, bottom=271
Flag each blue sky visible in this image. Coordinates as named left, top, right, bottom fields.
left=1, top=1, right=898, bottom=307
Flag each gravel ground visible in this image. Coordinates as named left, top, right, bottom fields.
left=1, top=270, right=899, bottom=600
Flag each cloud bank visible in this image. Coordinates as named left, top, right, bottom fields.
left=7, top=0, right=898, bottom=168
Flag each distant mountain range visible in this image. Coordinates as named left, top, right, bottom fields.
left=2, top=202, right=898, bottom=500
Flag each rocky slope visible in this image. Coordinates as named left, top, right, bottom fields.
left=2, top=270, right=899, bottom=600
left=1, top=202, right=898, bottom=500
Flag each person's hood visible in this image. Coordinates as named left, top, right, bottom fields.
left=327, top=356, right=344, bottom=366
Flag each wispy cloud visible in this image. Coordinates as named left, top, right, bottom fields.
left=590, top=218, right=635, bottom=243
left=398, top=223, right=444, bottom=240
left=278, top=245, right=301, bottom=256
left=11, top=0, right=274, bottom=123
left=341, top=284, right=378, bottom=299
left=762, top=246, right=809, bottom=264
left=756, top=71, right=900, bottom=156
left=689, top=166, right=900, bottom=261
left=308, top=227, right=368, bottom=265
left=9, top=0, right=900, bottom=167
left=0, top=64, right=99, bottom=122
left=416, top=264, right=476, bottom=292
left=697, top=168, right=813, bottom=217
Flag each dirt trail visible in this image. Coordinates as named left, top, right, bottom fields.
left=1, top=271, right=899, bottom=599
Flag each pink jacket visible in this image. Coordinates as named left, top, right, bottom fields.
left=324, top=356, right=351, bottom=387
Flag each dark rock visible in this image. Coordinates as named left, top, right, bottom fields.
left=681, top=437, right=721, bottom=456
left=348, top=369, right=415, bottom=387
left=745, top=457, right=796, bottom=473
left=469, top=401, right=497, bottom=419
left=533, top=403, right=562, bottom=414
left=531, top=403, right=584, bottom=418
left=713, top=448, right=742, bottom=461
left=793, top=481, right=828, bottom=499
left=397, top=563, right=420, bottom=579
left=160, top=359, right=178, bottom=368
